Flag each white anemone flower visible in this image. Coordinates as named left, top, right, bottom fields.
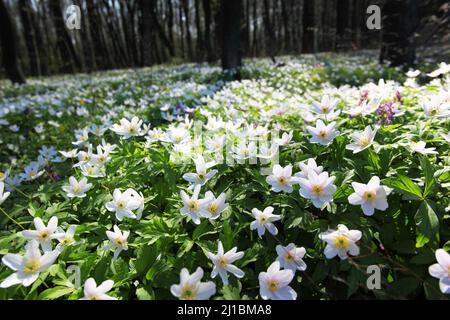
left=258, top=261, right=297, bottom=300
left=265, top=164, right=299, bottom=193
left=171, top=267, right=216, bottom=300
left=298, top=170, right=337, bottom=209
left=102, top=225, right=129, bottom=260
left=80, top=278, right=117, bottom=300
left=0, top=181, right=11, bottom=206
left=428, top=249, right=450, bottom=294
left=205, top=241, right=245, bottom=285
left=346, top=126, right=377, bottom=154
left=348, top=176, right=392, bottom=216
left=182, top=155, right=218, bottom=187
left=319, top=224, right=362, bottom=260
left=180, top=185, right=212, bottom=225
left=62, top=176, right=92, bottom=198
left=276, top=243, right=307, bottom=272
left=306, top=120, right=340, bottom=145
left=105, top=189, right=141, bottom=221
left=250, top=206, right=282, bottom=238
left=0, top=240, right=59, bottom=288
left=410, top=141, right=438, bottom=155
left=22, top=217, right=59, bottom=252
left=202, top=191, right=228, bottom=220
left=110, top=116, right=144, bottom=139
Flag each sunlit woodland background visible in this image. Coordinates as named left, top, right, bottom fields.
left=0, top=0, right=449, bottom=84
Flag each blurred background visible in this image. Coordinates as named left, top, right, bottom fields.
left=0, top=0, right=449, bottom=83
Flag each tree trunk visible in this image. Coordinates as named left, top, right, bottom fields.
left=302, top=0, right=314, bottom=53
left=202, top=0, right=214, bottom=62
left=0, top=0, right=26, bottom=84
left=220, top=0, right=242, bottom=79
left=380, top=0, right=419, bottom=67
left=49, top=0, right=80, bottom=73
left=140, top=0, right=154, bottom=66
left=19, top=0, right=40, bottom=76
left=182, top=0, right=194, bottom=60
left=194, top=0, right=203, bottom=61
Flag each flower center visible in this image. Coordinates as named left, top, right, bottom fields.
left=188, top=200, right=200, bottom=212
left=208, top=203, right=219, bottom=215
left=218, top=256, right=228, bottom=268
left=117, top=200, right=126, bottom=209
left=61, top=236, right=74, bottom=246
left=285, top=252, right=294, bottom=262
left=28, top=171, right=36, bottom=177
left=334, top=235, right=350, bottom=250
left=128, top=126, right=136, bottom=134
left=73, top=184, right=82, bottom=193
left=363, top=191, right=376, bottom=201
left=318, top=131, right=328, bottom=139
left=115, top=237, right=125, bottom=247
left=259, top=215, right=268, bottom=224
left=23, top=259, right=41, bottom=273
left=359, top=137, right=369, bottom=147
left=87, top=167, right=95, bottom=175
left=268, top=279, right=279, bottom=292
left=321, top=106, right=329, bottom=113
left=180, top=284, right=197, bottom=300
left=312, top=185, right=324, bottom=196
left=0, top=172, right=4, bottom=179
left=277, top=176, right=287, bottom=186
left=38, top=230, right=49, bottom=241
left=197, top=173, right=205, bottom=181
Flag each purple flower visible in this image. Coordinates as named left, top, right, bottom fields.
left=377, top=102, right=395, bottom=126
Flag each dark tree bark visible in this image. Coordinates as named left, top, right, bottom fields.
left=140, top=0, right=154, bottom=66
left=302, top=0, right=314, bottom=53
left=0, top=0, right=26, bottom=84
left=19, top=0, right=40, bottom=76
left=220, top=0, right=242, bottom=79
left=49, top=0, right=81, bottom=73
left=32, top=4, right=48, bottom=75
left=252, top=0, right=258, bottom=56
left=380, top=0, right=419, bottom=67
left=182, top=0, right=194, bottom=60
left=202, top=0, right=214, bottom=62
left=167, top=0, right=174, bottom=44
left=194, top=0, right=203, bottom=61
left=263, top=0, right=277, bottom=62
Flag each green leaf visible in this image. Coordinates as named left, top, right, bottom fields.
left=38, top=286, right=75, bottom=300
left=176, top=239, right=194, bottom=258
left=414, top=201, right=439, bottom=248
left=220, top=220, right=233, bottom=250
left=420, top=156, right=437, bottom=199
left=384, top=175, right=423, bottom=200
left=136, top=286, right=154, bottom=300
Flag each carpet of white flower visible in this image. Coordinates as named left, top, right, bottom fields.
left=0, top=54, right=449, bottom=300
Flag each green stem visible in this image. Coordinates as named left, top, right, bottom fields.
left=6, top=183, right=31, bottom=200
left=0, top=206, right=25, bottom=230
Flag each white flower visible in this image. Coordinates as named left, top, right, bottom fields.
left=166, top=125, right=190, bottom=144
left=124, top=188, right=145, bottom=220
left=294, top=158, right=323, bottom=179
left=0, top=169, right=9, bottom=182
left=348, top=176, right=392, bottom=216
left=53, top=225, right=77, bottom=250
left=90, top=146, right=111, bottom=167
left=102, top=225, right=129, bottom=260
left=274, top=131, right=293, bottom=146
left=0, top=181, right=10, bottom=206
left=80, top=278, right=117, bottom=300
left=276, top=243, right=307, bottom=272
left=441, top=132, right=450, bottom=143
left=80, top=162, right=104, bottom=178
left=22, top=217, right=59, bottom=252
left=202, top=191, right=228, bottom=220
left=182, top=155, right=218, bottom=187
left=171, top=267, right=216, bottom=300
left=204, top=135, right=226, bottom=153
left=205, top=241, right=244, bottom=285
left=180, top=185, right=212, bottom=225
left=346, top=126, right=377, bottom=153
left=258, top=261, right=297, bottom=300
left=298, top=170, right=336, bottom=208
left=232, top=141, right=257, bottom=160
left=411, top=141, right=438, bottom=155
left=59, top=149, right=78, bottom=159
left=265, top=164, right=299, bottom=193
left=311, top=95, right=340, bottom=119
left=20, top=162, right=45, bottom=181
left=319, top=224, right=362, bottom=260
left=110, top=116, right=144, bottom=139
left=0, top=240, right=59, bottom=288
left=250, top=206, right=282, bottom=238
left=427, top=62, right=450, bottom=77
left=105, top=189, right=142, bottom=221
left=406, top=69, right=421, bottom=78
left=62, top=176, right=92, bottom=198
left=306, top=120, right=340, bottom=145
left=428, top=249, right=450, bottom=294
